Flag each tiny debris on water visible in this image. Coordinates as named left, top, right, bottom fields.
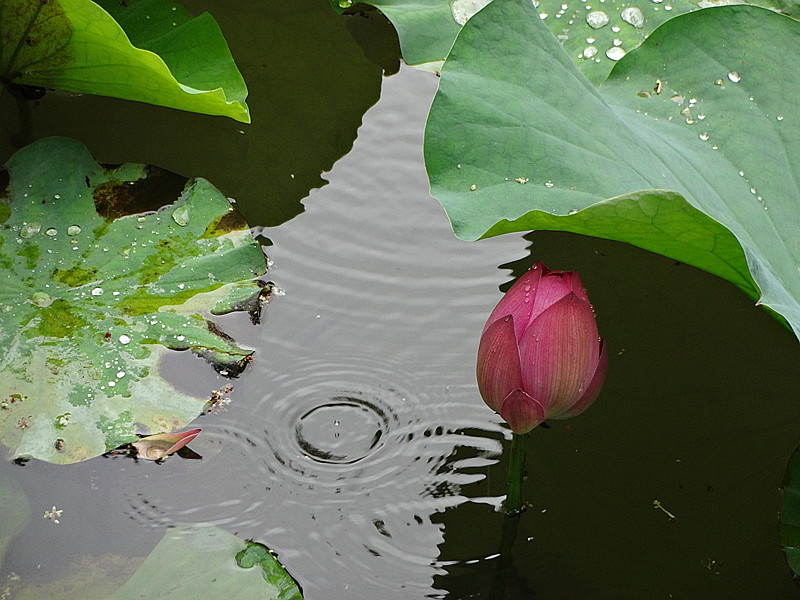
left=653, top=499, right=677, bottom=521
left=204, top=384, right=234, bottom=414
left=43, top=506, right=62, bottom=524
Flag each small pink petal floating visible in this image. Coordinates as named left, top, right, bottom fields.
left=132, top=429, right=201, bottom=460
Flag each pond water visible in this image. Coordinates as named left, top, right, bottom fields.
left=2, top=2, right=800, bottom=599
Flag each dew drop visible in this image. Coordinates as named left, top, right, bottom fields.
left=586, top=37, right=595, bottom=43
left=544, top=181, right=554, bottom=188
left=172, top=205, right=191, bottom=226
left=20, top=222, right=41, bottom=238
left=714, top=78, right=724, bottom=86
left=119, top=335, right=131, bottom=345
left=67, top=225, right=81, bottom=235
left=45, top=228, right=58, bottom=236
left=612, top=38, right=622, bottom=46
left=583, top=45, right=598, bottom=58
left=727, top=71, right=741, bottom=83
left=738, top=170, right=745, bottom=176
left=91, top=287, right=104, bottom=296
left=53, top=194, right=61, bottom=200
left=611, top=25, right=620, bottom=32
left=586, top=10, right=608, bottom=28
left=606, top=46, right=626, bottom=61
left=117, top=371, right=126, bottom=378
left=750, top=186, right=757, bottom=195
left=777, top=114, right=784, bottom=121
left=698, top=132, right=709, bottom=141
left=450, top=0, right=492, bottom=26
left=620, top=6, right=644, bottom=27
left=31, top=292, right=53, bottom=307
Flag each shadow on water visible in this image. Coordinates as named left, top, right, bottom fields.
left=0, top=0, right=398, bottom=229
left=433, top=231, right=800, bottom=600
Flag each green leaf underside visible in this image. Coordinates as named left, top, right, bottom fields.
left=781, top=443, right=800, bottom=576
left=0, top=0, right=250, bottom=123
left=353, top=0, right=800, bottom=68
left=357, top=0, right=462, bottom=66
left=111, top=524, right=303, bottom=600
left=425, top=0, right=800, bottom=338
left=0, top=137, right=267, bottom=464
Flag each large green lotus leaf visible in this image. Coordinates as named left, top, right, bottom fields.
left=0, top=0, right=249, bottom=123
left=425, top=0, right=800, bottom=338
left=781, top=442, right=800, bottom=576
left=350, top=0, right=800, bottom=71
left=110, top=524, right=303, bottom=600
left=0, top=137, right=267, bottom=464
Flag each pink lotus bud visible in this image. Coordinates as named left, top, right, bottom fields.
left=477, top=262, right=607, bottom=434
left=132, top=428, right=201, bottom=460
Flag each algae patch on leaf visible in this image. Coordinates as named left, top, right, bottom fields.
left=0, top=137, right=268, bottom=464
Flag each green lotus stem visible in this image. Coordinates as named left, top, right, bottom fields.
left=505, top=432, right=528, bottom=515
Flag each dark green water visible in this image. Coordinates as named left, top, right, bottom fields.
left=2, top=2, right=800, bottom=599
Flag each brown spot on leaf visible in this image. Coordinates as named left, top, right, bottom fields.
left=93, top=166, right=188, bottom=220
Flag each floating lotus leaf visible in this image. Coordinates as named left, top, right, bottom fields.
left=0, top=0, right=249, bottom=122
left=110, top=524, right=303, bottom=600
left=0, top=137, right=268, bottom=464
left=0, top=471, right=29, bottom=568
left=781, top=442, right=800, bottom=576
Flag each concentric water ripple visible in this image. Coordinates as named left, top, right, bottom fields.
left=115, top=351, right=506, bottom=600
left=111, top=66, right=522, bottom=600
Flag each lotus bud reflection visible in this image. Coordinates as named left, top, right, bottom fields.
left=477, top=262, right=607, bottom=434
left=132, top=428, right=201, bottom=461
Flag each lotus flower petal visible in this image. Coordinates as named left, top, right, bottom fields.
left=132, top=428, right=201, bottom=461
left=499, top=389, right=546, bottom=434
left=482, top=263, right=545, bottom=342
left=518, top=293, right=600, bottom=417
left=477, top=316, right=524, bottom=412
left=528, top=270, right=585, bottom=323
left=553, top=338, right=608, bottom=419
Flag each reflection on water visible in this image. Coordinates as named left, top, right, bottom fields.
left=0, top=64, right=523, bottom=600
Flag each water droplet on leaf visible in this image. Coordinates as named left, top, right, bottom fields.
left=620, top=6, right=644, bottom=27
left=586, top=10, right=609, bottom=28
left=727, top=71, right=741, bottom=83
left=606, top=46, right=626, bottom=60
left=172, top=205, right=191, bottom=226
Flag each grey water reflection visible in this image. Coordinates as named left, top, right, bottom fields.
left=104, top=66, right=524, bottom=599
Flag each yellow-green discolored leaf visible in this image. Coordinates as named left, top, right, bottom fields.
left=0, top=0, right=250, bottom=123
left=0, top=137, right=269, bottom=464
